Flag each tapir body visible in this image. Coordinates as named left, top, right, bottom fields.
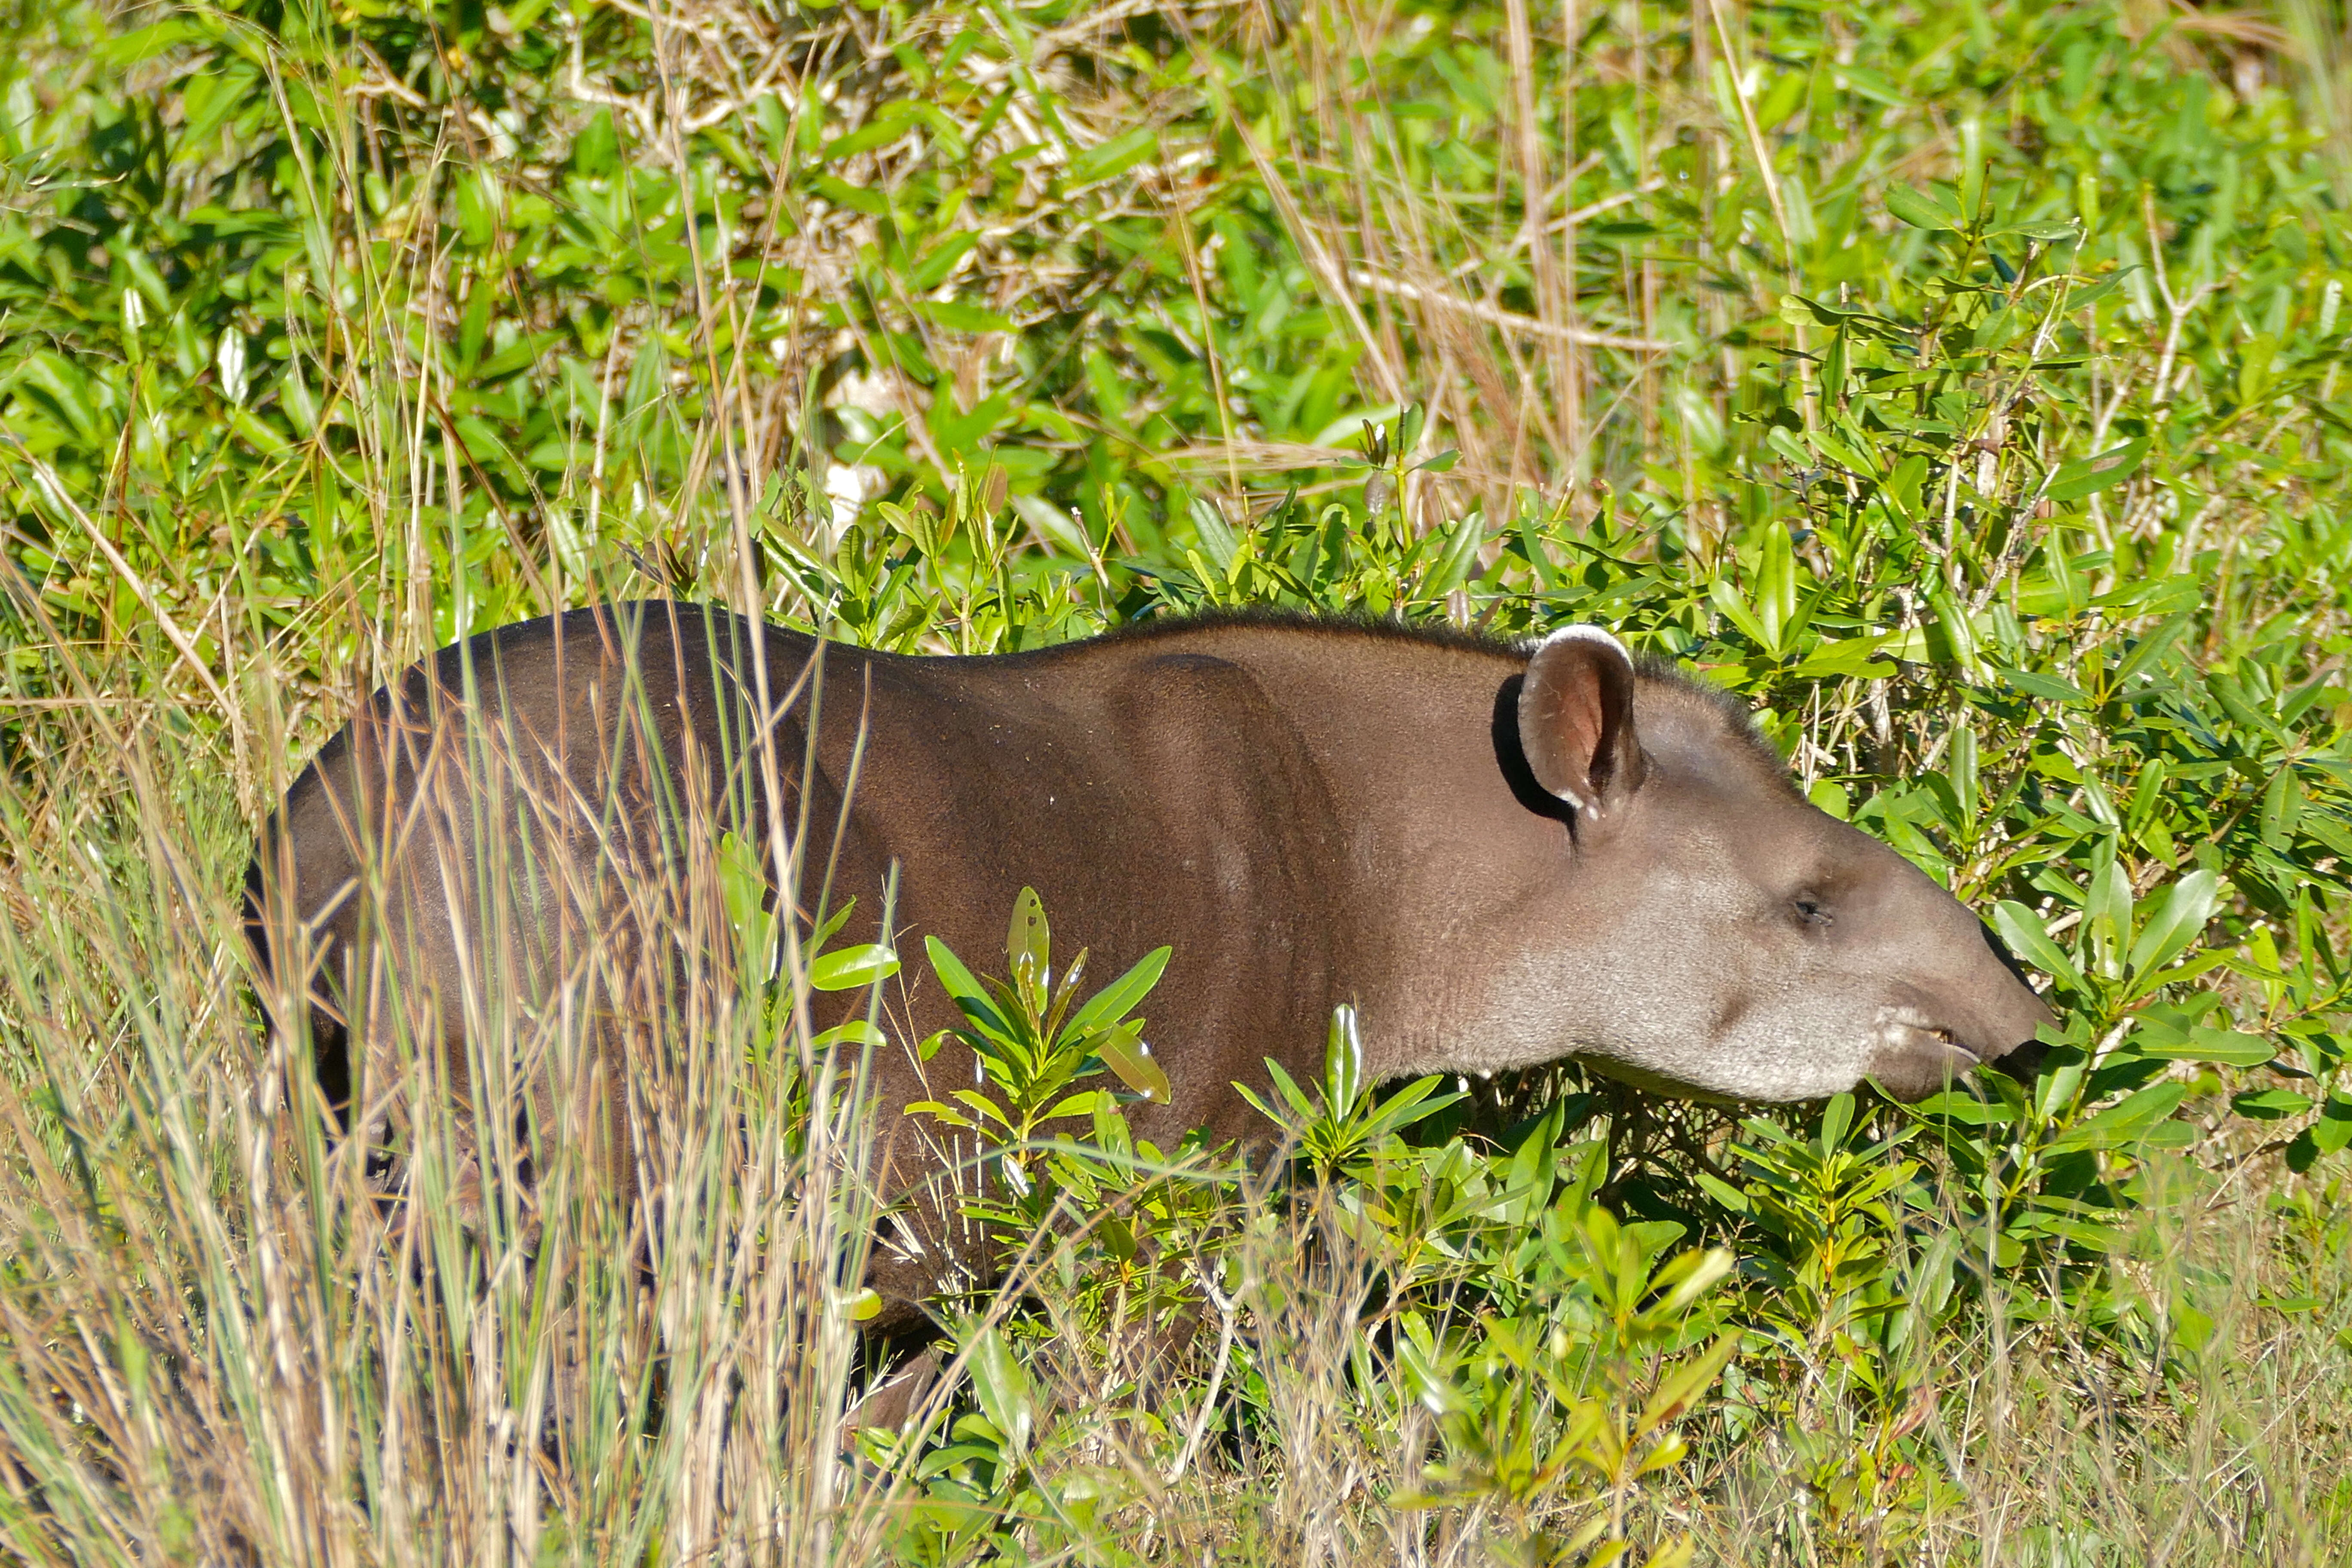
left=248, top=601, right=2050, bottom=1314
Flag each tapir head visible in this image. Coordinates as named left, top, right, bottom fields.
left=1497, top=625, right=2053, bottom=1102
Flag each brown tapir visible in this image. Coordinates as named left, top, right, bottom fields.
left=245, top=600, right=2051, bottom=1310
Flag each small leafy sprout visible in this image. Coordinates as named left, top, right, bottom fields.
left=906, top=886, right=1173, bottom=1152
left=1237, top=1003, right=1462, bottom=1181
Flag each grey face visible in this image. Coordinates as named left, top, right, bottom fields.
left=1500, top=626, right=2052, bottom=1103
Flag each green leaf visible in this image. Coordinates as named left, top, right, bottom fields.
left=96, top=18, right=200, bottom=66
left=1819, top=1091, right=1854, bottom=1151
left=1907, top=1084, right=2018, bottom=1124
left=1423, top=513, right=1490, bottom=596
left=1794, top=635, right=1897, bottom=679
left=2238, top=331, right=2280, bottom=406
left=2126, top=869, right=2218, bottom=982
left=1886, top=183, right=1962, bottom=230
left=1066, top=128, right=1159, bottom=186
left=1360, top=1075, right=1463, bottom=1141
left=2135, top=1023, right=2273, bottom=1068
left=807, top=943, right=900, bottom=991
left=821, top=120, right=907, bottom=162
left=963, top=1325, right=1033, bottom=1457
left=1500, top=1097, right=1565, bottom=1225
left=1090, top=1018, right=1173, bottom=1105
left=811, top=1020, right=888, bottom=1050
left=1653, top=1248, right=1737, bottom=1318
left=811, top=175, right=889, bottom=217
left=2043, top=440, right=2147, bottom=503
left=1639, top=1329, right=1740, bottom=1431
left=2232, top=1088, right=2311, bottom=1120
left=1992, top=217, right=2082, bottom=242
left=1692, top=1170, right=1749, bottom=1212
left=1007, top=887, right=1050, bottom=1002
left=916, top=299, right=1015, bottom=334
left=1992, top=901, right=2083, bottom=990
left=2065, top=269, right=2136, bottom=316
left=1324, top=1004, right=1364, bottom=1110
left=1040, top=1090, right=1112, bottom=1122
left=949, top=1088, right=1014, bottom=1127
left=909, top=231, right=980, bottom=292
left=2107, top=610, right=2192, bottom=692
left=473, top=330, right=565, bottom=383
left=1060, top=946, right=1172, bottom=1041
left=1995, top=665, right=2088, bottom=704
left=2048, top=1081, right=2190, bottom=1155
left=1709, top=578, right=1774, bottom=650
left=925, top=935, right=1017, bottom=1043
left=2314, top=1094, right=2352, bottom=1155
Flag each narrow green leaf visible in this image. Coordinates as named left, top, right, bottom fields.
left=2126, top=869, right=2218, bottom=981
left=964, top=1325, right=1033, bottom=1457
left=1090, top=1018, right=1173, bottom=1105
left=807, top=943, right=900, bottom=991
left=2232, top=1088, right=2311, bottom=1120
left=925, top=935, right=1016, bottom=1041
left=1992, top=901, right=2083, bottom=989
left=2136, top=1024, right=2273, bottom=1068
left=915, top=299, right=1014, bottom=334
left=2049, top=1081, right=2189, bottom=1155
left=1886, top=183, right=1961, bottom=230
left=1039, top=1090, right=1111, bottom=1122
left=1066, top=127, right=1158, bottom=186
left=1325, top=1004, right=1364, bottom=1110
left=2107, top=610, right=2192, bottom=692
left=1007, top=887, right=1050, bottom=1002
left=1060, top=946, right=1172, bottom=1041
left=2044, top=439, right=2147, bottom=503
left=2003, top=218, right=2082, bottom=242
left=1996, top=665, right=2088, bottom=704
left=811, top=1020, right=888, bottom=1050
left=1639, top=1329, right=1740, bottom=1431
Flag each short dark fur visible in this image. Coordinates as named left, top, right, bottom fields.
left=1092, top=608, right=1784, bottom=768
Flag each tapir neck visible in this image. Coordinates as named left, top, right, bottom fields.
left=1188, top=631, right=1568, bottom=1082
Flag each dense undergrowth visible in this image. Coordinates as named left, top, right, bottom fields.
left=6, top=0, right=2352, bottom=1561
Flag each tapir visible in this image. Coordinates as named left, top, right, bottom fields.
left=245, top=600, right=2051, bottom=1314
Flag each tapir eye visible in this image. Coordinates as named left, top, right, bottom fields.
left=1792, top=895, right=1833, bottom=928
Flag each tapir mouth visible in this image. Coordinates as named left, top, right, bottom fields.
left=1870, top=1008, right=1984, bottom=1099
left=1878, top=1007, right=1974, bottom=1055
left=1924, top=1024, right=1975, bottom=1060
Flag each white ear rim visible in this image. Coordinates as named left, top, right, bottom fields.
left=1534, top=623, right=1633, bottom=665
left=1526, top=624, right=1636, bottom=816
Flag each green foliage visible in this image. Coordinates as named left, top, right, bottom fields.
left=893, top=893, right=1738, bottom=1566
left=1236, top=1005, right=1462, bottom=1180
left=10, top=0, right=2352, bottom=1559
left=909, top=885, right=1172, bottom=1153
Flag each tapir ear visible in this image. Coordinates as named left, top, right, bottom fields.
left=1519, top=625, right=1646, bottom=823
